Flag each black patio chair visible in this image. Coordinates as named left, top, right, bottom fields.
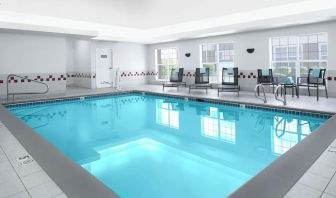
left=189, top=68, right=211, bottom=94
left=163, top=68, right=186, bottom=91
left=217, top=67, right=240, bottom=96
left=297, top=68, right=328, bottom=101
left=257, top=69, right=278, bottom=95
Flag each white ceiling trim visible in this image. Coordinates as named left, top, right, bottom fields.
left=0, top=0, right=335, bottom=43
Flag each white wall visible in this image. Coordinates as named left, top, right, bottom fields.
left=0, top=32, right=67, bottom=97
left=113, top=43, right=147, bottom=71
left=147, top=21, right=336, bottom=96
left=66, top=39, right=75, bottom=72
left=148, top=21, right=336, bottom=71
left=66, top=38, right=75, bottom=86
left=0, top=32, right=66, bottom=74
left=65, top=40, right=148, bottom=89
left=74, top=40, right=92, bottom=73
left=71, top=39, right=94, bottom=89
left=92, top=41, right=148, bottom=87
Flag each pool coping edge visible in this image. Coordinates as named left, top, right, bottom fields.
left=228, top=114, right=336, bottom=198
left=0, top=90, right=335, bottom=198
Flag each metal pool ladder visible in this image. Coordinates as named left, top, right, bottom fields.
left=275, top=85, right=287, bottom=105
left=254, top=84, right=267, bottom=103
left=7, top=74, right=49, bottom=103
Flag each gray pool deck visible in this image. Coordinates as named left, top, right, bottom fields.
left=0, top=121, right=66, bottom=198
left=0, top=84, right=336, bottom=198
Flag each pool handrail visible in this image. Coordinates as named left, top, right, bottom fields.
left=254, top=84, right=267, bottom=103
left=7, top=74, right=49, bottom=103
left=275, top=85, right=287, bottom=105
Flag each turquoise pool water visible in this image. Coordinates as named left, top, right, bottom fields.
left=8, top=93, right=329, bottom=198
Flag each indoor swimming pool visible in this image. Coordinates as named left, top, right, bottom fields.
left=7, top=92, right=331, bottom=198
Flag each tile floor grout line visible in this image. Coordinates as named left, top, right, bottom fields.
left=0, top=142, right=32, bottom=198
left=319, top=164, right=336, bottom=198
left=322, top=193, right=336, bottom=198
left=4, top=190, right=29, bottom=198
left=51, top=192, right=64, bottom=198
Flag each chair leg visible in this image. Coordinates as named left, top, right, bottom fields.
left=325, top=85, right=328, bottom=98
left=307, top=85, right=311, bottom=96
left=284, top=87, right=287, bottom=96
left=317, top=84, right=319, bottom=101
left=218, top=89, right=219, bottom=97
left=189, top=87, right=191, bottom=94
left=163, top=85, right=165, bottom=91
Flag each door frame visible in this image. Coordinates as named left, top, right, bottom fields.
left=95, top=48, right=113, bottom=88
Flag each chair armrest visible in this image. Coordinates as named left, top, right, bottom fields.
left=308, top=77, right=325, bottom=82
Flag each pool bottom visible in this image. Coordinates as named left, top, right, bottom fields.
left=82, top=138, right=251, bottom=198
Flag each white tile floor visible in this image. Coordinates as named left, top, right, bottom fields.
left=1, top=84, right=336, bottom=198
left=0, top=121, right=66, bottom=198
left=285, top=139, right=336, bottom=198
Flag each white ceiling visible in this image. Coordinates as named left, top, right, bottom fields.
left=0, top=0, right=335, bottom=43
left=0, top=0, right=310, bottom=29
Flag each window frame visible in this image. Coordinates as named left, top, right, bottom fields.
left=155, top=100, right=180, bottom=129
left=201, top=107, right=236, bottom=144
left=155, top=47, right=179, bottom=81
left=270, top=32, right=328, bottom=81
left=200, top=42, right=235, bottom=83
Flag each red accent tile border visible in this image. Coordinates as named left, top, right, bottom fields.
left=2, top=71, right=336, bottom=83
left=120, top=71, right=157, bottom=78
left=5, top=74, right=67, bottom=84
left=67, top=72, right=96, bottom=79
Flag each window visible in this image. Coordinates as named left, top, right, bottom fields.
left=156, top=100, right=179, bottom=129
left=219, top=119, right=236, bottom=144
left=270, top=33, right=328, bottom=82
left=201, top=107, right=236, bottom=144
left=272, top=116, right=312, bottom=155
left=155, top=48, right=178, bottom=80
left=299, top=34, right=328, bottom=76
left=201, top=43, right=234, bottom=83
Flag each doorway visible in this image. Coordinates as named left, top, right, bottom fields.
left=96, top=48, right=113, bottom=88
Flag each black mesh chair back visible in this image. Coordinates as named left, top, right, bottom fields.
left=195, top=68, right=210, bottom=84
left=257, top=69, right=274, bottom=84
left=222, top=67, right=238, bottom=85
left=170, top=68, right=184, bottom=82
left=308, top=68, right=326, bottom=85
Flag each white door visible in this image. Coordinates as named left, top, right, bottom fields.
left=96, top=49, right=113, bottom=88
